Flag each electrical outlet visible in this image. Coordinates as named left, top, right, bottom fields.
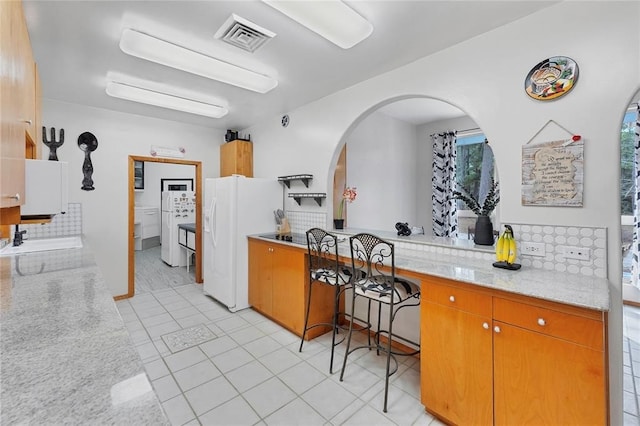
left=521, top=242, right=545, bottom=257
left=562, top=246, right=590, bottom=261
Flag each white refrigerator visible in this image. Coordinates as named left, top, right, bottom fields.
left=161, top=191, right=196, bottom=266
left=203, top=176, right=281, bottom=312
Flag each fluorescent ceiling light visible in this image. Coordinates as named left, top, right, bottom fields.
left=262, top=0, right=372, bottom=49
left=120, top=28, right=278, bottom=93
left=106, top=81, right=228, bottom=118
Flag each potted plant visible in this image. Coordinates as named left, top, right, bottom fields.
left=335, top=186, right=357, bottom=229
left=452, top=178, right=500, bottom=245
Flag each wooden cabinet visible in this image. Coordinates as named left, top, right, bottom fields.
left=220, top=140, right=253, bottom=177
left=421, top=277, right=607, bottom=426
left=248, top=238, right=336, bottom=339
left=0, top=0, right=41, bottom=228
left=1, top=1, right=26, bottom=212
left=492, top=298, right=606, bottom=426
left=421, top=281, right=494, bottom=426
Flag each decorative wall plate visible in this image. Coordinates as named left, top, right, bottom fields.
left=525, top=56, right=578, bottom=101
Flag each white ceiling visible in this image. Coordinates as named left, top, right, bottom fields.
left=23, top=1, right=557, bottom=130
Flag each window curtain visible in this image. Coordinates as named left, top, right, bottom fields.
left=632, top=105, right=640, bottom=289
left=431, top=132, right=458, bottom=237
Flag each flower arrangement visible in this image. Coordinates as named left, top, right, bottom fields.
left=452, top=178, right=500, bottom=216
left=337, top=186, right=357, bottom=219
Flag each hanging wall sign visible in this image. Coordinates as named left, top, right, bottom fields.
left=524, top=56, right=578, bottom=101
left=522, top=137, right=583, bottom=206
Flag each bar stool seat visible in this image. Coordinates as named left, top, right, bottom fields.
left=299, top=228, right=371, bottom=374
left=340, top=232, right=420, bottom=413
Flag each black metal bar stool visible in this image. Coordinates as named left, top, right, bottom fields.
left=299, top=228, right=370, bottom=374
left=339, top=232, right=420, bottom=413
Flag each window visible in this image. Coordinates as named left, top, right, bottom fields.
left=621, top=110, right=635, bottom=216
left=455, top=133, right=495, bottom=212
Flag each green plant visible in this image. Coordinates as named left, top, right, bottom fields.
left=452, top=178, right=500, bottom=216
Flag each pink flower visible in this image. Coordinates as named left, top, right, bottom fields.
left=337, top=186, right=357, bottom=219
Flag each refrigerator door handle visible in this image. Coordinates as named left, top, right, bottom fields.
left=209, top=198, right=217, bottom=247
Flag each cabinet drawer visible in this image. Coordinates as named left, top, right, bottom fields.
left=493, top=298, right=604, bottom=351
left=423, top=281, right=492, bottom=317
left=141, top=209, right=159, bottom=226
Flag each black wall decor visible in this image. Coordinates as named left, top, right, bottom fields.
left=42, top=127, right=64, bottom=161
left=78, top=131, right=98, bottom=191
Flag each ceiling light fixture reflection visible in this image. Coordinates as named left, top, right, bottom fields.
left=106, top=81, right=228, bottom=118
left=120, top=28, right=278, bottom=93
left=262, top=0, right=372, bottom=49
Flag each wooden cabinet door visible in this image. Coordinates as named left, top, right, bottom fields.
left=421, top=301, right=493, bottom=426
left=248, top=240, right=273, bottom=316
left=0, top=0, right=26, bottom=210
left=493, top=321, right=606, bottom=426
left=20, top=18, right=36, bottom=145
left=271, top=245, right=305, bottom=334
left=220, top=140, right=253, bottom=177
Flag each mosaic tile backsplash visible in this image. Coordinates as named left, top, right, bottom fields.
left=394, top=223, right=607, bottom=278
left=20, top=203, right=82, bottom=239
left=508, top=223, right=607, bottom=278
left=285, top=210, right=327, bottom=235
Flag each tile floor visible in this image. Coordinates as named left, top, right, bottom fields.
left=116, top=284, right=437, bottom=425
left=134, top=246, right=194, bottom=294
left=117, top=283, right=640, bottom=425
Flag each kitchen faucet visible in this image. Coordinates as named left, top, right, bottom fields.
left=13, top=224, right=27, bottom=247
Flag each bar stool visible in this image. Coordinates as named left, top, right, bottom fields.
left=299, top=228, right=370, bottom=374
left=339, top=232, right=420, bottom=413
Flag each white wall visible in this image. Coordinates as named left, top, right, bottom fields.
left=242, top=3, right=639, bottom=423
left=40, top=99, right=224, bottom=297
left=345, top=111, right=418, bottom=232
left=136, top=162, right=196, bottom=209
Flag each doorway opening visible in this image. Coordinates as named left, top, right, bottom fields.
left=124, top=155, right=203, bottom=299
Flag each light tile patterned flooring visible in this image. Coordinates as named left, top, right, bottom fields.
left=116, top=284, right=438, bottom=426
left=118, top=279, right=640, bottom=425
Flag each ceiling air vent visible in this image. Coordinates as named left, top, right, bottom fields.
left=214, top=14, right=276, bottom=53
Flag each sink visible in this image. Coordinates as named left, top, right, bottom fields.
left=0, top=236, right=83, bottom=256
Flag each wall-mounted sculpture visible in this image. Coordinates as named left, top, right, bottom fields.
left=42, top=127, right=64, bottom=161
left=77, top=132, right=98, bottom=191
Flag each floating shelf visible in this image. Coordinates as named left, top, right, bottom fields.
left=278, top=174, right=313, bottom=188
left=288, top=192, right=326, bottom=206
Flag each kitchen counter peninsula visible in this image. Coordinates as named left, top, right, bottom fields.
left=251, top=229, right=610, bottom=312
left=0, top=238, right=168, bottom=425
left=250, top=229, right=610, bottom=424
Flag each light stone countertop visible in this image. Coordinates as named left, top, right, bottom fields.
left=0, top=238, right=168, bottom=425
left=251, top=229, right=610, bottom=312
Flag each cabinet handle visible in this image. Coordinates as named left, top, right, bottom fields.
left=9, top=193, right=20, bottom=201
left=449, top=295, right=455, bottom=303
left=482, top=322, right=489, bottom=330
left=537, top=318, right=546, bottom=326
left=23, top=119, right=33, bottom=125
left=494, top=326, right=501, bottom=333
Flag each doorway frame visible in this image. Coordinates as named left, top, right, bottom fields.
left=125, top=155, right=203, bottom=299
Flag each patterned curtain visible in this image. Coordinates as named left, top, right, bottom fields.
left=432, top=132, right=458, bottom=237
left=632, top=105, right=640, bottom=289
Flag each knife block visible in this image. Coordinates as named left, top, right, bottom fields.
left=277, top=218, right=291, bottom=235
